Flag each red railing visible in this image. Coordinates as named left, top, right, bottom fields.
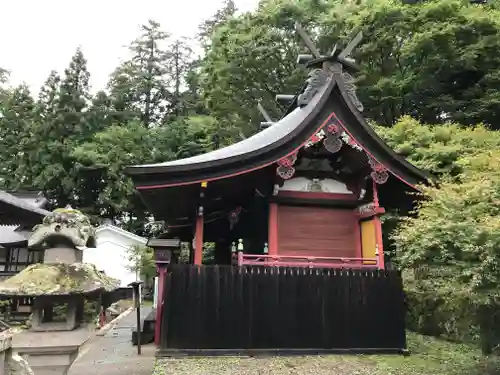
left=237, top=252, right=381, bottom=269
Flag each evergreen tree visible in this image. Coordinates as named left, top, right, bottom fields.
left=166, top=37, right=195, bottom=119
left=107, top=20, right=171, bottom=128
left=24, top=49, right=94, bottom=208
left=198, top=0, right=236, bottom=49
left=0, top=85, right=36, bottom=190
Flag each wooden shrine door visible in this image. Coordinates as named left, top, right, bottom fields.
left=277, top=205, right=358, bottom=259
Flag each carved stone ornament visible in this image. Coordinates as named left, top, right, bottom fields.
left=297, top=69, right=328, bottom=107
left=342, top=72, right=364, bottom=112
left=277, top=152, right=298, bottom=180
left=28, top=207, right=96, bottom=249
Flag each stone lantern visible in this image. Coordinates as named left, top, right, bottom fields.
left=0, top=208, right=120, bottom=375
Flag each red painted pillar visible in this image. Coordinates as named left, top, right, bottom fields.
left=154, top=267, right=166, bottom=346
left=372, top=180, right=385, bottom=269
left=194, top=214, right=204, bottom=265
left=268, top=203, right=279, bottom=257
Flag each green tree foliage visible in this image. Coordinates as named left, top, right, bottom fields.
left=200, top=0, right=316, bottom=136
left=2, top=1, right=500, bottom=245
left=0, top=84, right=36, bottom=190
left=107, top=20, right=196, bottom=127
left=71, top=121, right=175, bottom=218
left=345, top=0, right=500, bottom=126
left=20, top=49, right=98, bottom=208
left=393, top=151, right=500, bottom=302
left=379, top=117, right=500, bottom=352
left=393, top=152, right=500, bottom=353
left=375, top=116, right=500, bottom=176
left=126, top=245, right=156, bottom=285
left=107, top=20, right=171, bottom=127
left=200, top=0, right=500, bottom=129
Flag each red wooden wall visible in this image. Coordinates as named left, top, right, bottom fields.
left=277, top=205, right=357, bottom=258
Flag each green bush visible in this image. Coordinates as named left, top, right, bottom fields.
left=405, top=281, right=500, bottom=351
left=464, top=356, right=500, bottom=375
left=405, top=286, right=480, bottom=343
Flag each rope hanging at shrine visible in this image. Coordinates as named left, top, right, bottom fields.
left=275, top=111, right=390, bottom=184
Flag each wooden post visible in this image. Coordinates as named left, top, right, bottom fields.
left=154, top=267, right=165, bottom=346
left=128, top=281, right=143, bottom=355
left=268, top=202, right=278, bottom=256
left=194, top=213, right=204, bottom=265
left=372, top=180, right=385, bottom=269
left=193, top=182, right=206, bottom=266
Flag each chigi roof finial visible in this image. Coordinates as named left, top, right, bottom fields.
left=294, top=22, right=363, bottom=73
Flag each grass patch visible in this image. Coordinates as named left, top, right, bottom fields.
left=365, top=332, right=482, bottom=375
left=152, top=332, right=485, bottom=375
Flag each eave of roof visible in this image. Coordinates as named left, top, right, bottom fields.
left=0, top=226, right=30, bottom=246
left=126, top=78, right=337, bottom=191
left=0, top=191, right=50, bottom=226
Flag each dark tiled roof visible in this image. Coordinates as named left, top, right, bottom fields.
left=0, top=190, right=50, bottom=227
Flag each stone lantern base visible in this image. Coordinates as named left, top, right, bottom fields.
left=11, top=329, right=91, bottom=375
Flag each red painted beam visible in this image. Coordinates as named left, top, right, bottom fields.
left=239, top=254, right=380, bottom=269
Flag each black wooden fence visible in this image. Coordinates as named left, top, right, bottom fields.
left=160, top=265, right=406, bottom=353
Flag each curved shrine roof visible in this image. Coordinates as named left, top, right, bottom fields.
left=126, top=76, right=335, bottom=181
left=125, top=70, right=430, bottom=190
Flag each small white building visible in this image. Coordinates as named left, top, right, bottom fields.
left=83, top=224, right=147, bottom=287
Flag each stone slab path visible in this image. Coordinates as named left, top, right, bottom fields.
left=68, top=307, right=155, bottom=375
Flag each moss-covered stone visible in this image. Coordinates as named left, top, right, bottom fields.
left=0, top=263, right=120, bottom=296
left=29, top=208, right=96, bottom=249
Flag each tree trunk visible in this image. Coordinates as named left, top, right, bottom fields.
left=478, top=303, right=494, bottom=355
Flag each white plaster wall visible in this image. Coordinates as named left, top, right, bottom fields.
left=83, top=230, right=141, bottom=287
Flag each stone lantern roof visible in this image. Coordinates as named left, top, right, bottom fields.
left=0, top=263, right=119, bottom=297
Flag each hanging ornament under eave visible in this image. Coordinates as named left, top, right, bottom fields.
left=371, top=170, right=389, bottom=184
left=368, top=155, right=390, bottom=184
left=277, top=165, right=295, bottom=180
left=276, top=152, right=298, bottom=180
left=323, top=136, right=343, bottom=154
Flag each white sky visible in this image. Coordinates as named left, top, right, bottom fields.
left=1, top=0, right=259, bottom=94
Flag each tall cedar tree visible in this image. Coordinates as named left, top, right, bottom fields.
left=0, top=85, right=36, bottom=190
left=107, top=20, right=171, bottom=128
left=21, top=49, right=102, bottom=209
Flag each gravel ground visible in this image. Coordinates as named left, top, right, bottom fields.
left=154, top=356, right=374, bottom=375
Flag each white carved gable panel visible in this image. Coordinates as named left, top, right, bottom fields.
left=279, top=177, right=353, bottom=194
